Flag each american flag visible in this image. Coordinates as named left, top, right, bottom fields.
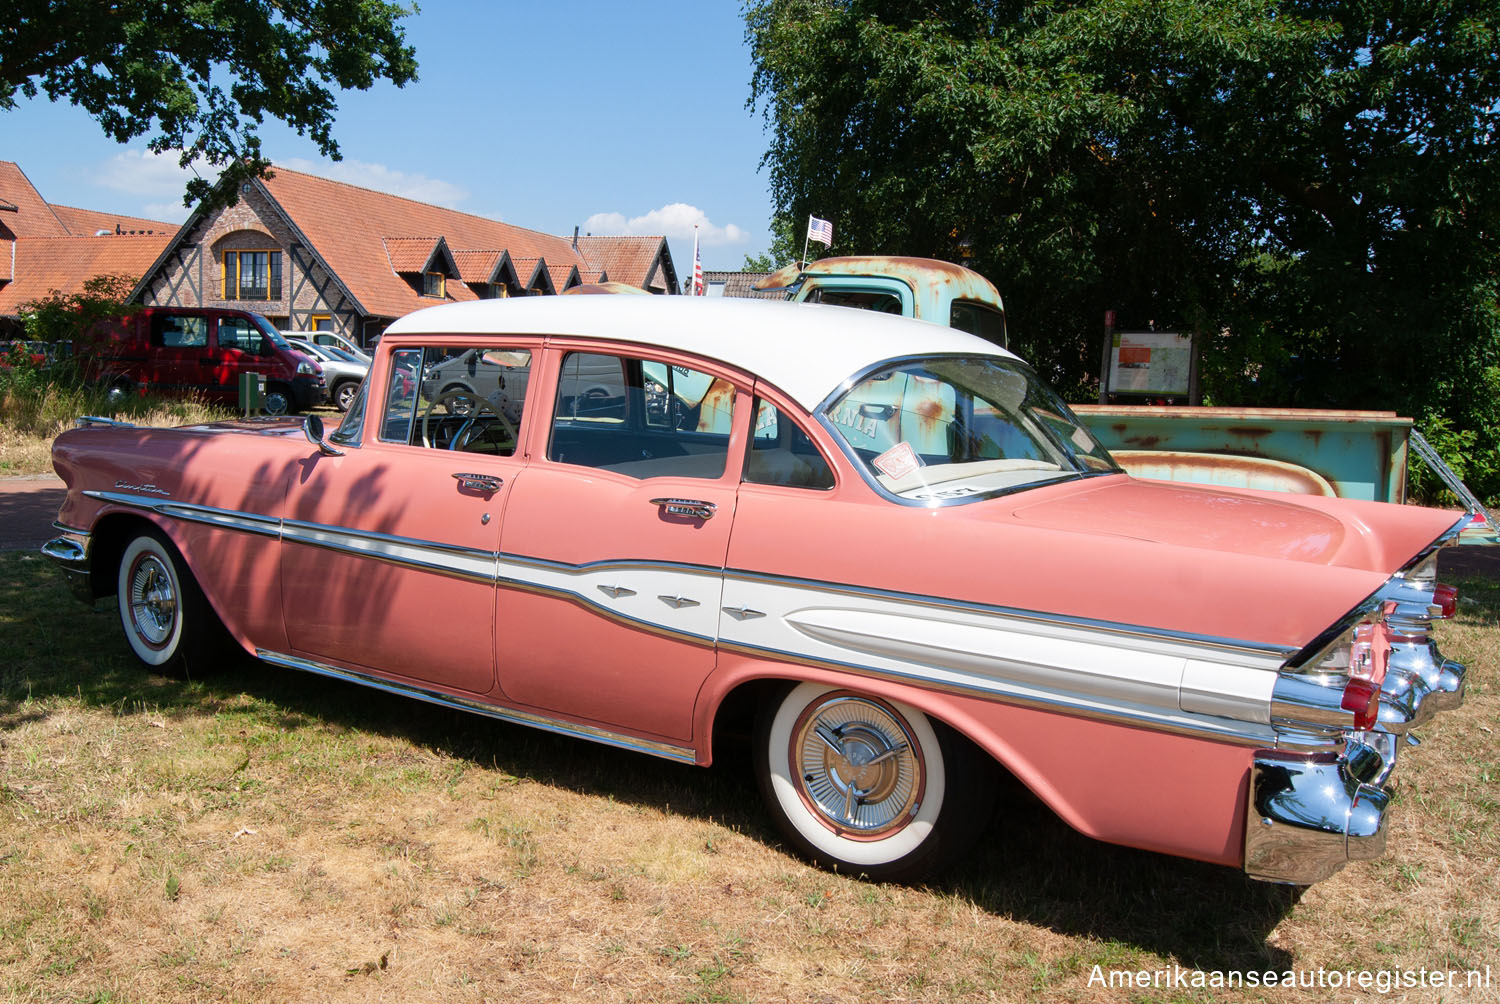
left=806, top=215, right=834, bottom=247
left=692, top=227, right=705, bottom=295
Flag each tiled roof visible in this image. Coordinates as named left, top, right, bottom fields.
left=0, top=161, right=70, bottom=238
left=0, top=234, right=173, bottom=316
left=452, top=249, right=498, bottom=283
left=705, top=270, right=784, bottom=300
left=511, top=257, right=554, bottom=293
left=259, top=166, right=607, bottom=318
left=381, top=236, right=445, bottom=273
left=50, top=204, right=175, bottom=237
left=574, top=235, right=670, bottom=290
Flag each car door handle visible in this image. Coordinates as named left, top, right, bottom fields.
left=650, top=497, right=716, bottom=520
left=452, top=472, right=503, bottom=493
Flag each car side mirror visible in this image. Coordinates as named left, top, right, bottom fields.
left=303, top=414, right=343, bottom=457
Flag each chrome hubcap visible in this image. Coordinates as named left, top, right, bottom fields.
left=128, top=555, right=177, bottom=647
left=792, top=695, right=923, bottom=838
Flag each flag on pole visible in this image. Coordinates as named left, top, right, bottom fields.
left=692, top=226, right=705, bottom=295
left=806, top=215, right=834, bottom=247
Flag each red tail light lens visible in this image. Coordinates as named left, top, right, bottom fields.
left=1341, top=677, right=1380, bottom=730
left=1432, top=582, right=1457, bottom=618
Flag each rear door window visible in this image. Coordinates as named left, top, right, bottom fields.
left=152, top=315, right=208, bottom=348
left=549, top=352, right=735, bottom=480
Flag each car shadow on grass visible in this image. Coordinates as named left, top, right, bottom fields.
left=3, top=552, right=1299, bottom=971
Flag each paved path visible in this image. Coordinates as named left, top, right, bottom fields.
left=0, top=475, right=65, bottom=551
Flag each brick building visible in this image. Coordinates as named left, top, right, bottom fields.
left=133, top=166, right=679, bottom=347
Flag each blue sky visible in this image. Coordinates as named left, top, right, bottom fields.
left=2, top=2, right=776, bottom=276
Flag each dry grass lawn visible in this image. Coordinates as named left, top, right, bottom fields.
left=0, top=382, right=237, bottom=477
left=1, top=551, right=1497, bottom=1003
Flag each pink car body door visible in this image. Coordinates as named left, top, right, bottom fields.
left=280, top=341, right=538, bottom=696
left=495, top=342, right=749, bottom=742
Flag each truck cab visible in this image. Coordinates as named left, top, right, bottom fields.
left=754, top=256, right=1008, bottom=349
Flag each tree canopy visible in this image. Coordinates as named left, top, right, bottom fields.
left=747, top=0, right=1500, bottom=495
left=2, top=1, right=419, bottom=205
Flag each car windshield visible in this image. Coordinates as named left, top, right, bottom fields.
left=823, top=356, right=1119, bottom=503
left=254, top=315, right=291, bottom=350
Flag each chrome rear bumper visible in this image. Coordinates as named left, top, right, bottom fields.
left=1245, top=730, right=1405, bottom=885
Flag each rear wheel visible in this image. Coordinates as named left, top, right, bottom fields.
left=754, top=682, right=993, bottom=881
left=115, top=530, right=228, bottom=677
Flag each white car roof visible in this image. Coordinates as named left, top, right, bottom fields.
left=384, top=295, right=1018, bottom=411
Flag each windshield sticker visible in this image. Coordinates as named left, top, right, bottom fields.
left=873, top=441, right=922, bottom=480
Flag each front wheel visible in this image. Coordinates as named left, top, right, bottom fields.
left=754, top=682, right=993, bottom=881
left=116, top=530, right=227, bottom=677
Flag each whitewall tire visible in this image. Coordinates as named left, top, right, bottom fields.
left=754, top=682, right=993, bottom=881
left=115, top=530, right=225, bottom=677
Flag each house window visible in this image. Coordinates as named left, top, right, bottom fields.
left=223, top=250, right=282, bottom=300
left=311, top=314, right=334, bottom=331
left=423, top=272, right=446, bottom=298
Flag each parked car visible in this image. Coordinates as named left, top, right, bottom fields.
left=280, top=334, right=369, bottom=412
left=283, top=329, right=372, bottom=365
left=87, top=307, right=325, bottom=415
left=43, top=296, right=1469, bottom=884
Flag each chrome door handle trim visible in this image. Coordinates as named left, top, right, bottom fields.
left=453, top=472, right=503, bottom=493
left=650, top=497, right=716, bottom=520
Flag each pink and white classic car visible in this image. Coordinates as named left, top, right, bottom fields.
left=43, top=296, right=1467, bottom=883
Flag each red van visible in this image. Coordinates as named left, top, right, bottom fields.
left=91, top=308, right=326, bottom=415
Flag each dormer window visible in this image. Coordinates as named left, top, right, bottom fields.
left=423, top=272, right=445, bottom=298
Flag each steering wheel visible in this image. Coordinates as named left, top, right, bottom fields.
left=420, top=389, right=517, bottom=453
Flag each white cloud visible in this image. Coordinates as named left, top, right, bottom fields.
left=280, top=157, right=470, bottom=209
left=93, top=149, right=215, bottom=200
left=584, top=203, right=748, bottom=246
left=141, top=201, right=194, bottom=223
left=90, top=149, right=471, bottom=214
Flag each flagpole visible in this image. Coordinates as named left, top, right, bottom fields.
left=692, top=225, right=701, bottom=295
left=801, top=214, right=811, bottom=268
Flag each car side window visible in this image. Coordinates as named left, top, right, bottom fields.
left=549, top=352, right=733, bottom=480
left=380, top=345, right=531, bottom=455
left=218, top=317, right=264, bottom=354
left=153, top=315, right=207, bottom=348
left=745, top=398, right=835, bottom=490
left=380, top=348, right=423, bottom=443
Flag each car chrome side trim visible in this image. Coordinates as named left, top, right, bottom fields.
left=84, top=489, right=1315, bottom=745
left=255, top=649, right=697, bottom=764
left=280, top=518, right=497, bottom=585
left=84, top=490, right=281, bottom=537
left=716, top=639, right=1279, bottom=748
left=725, top=567, right=1298, bottom=661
